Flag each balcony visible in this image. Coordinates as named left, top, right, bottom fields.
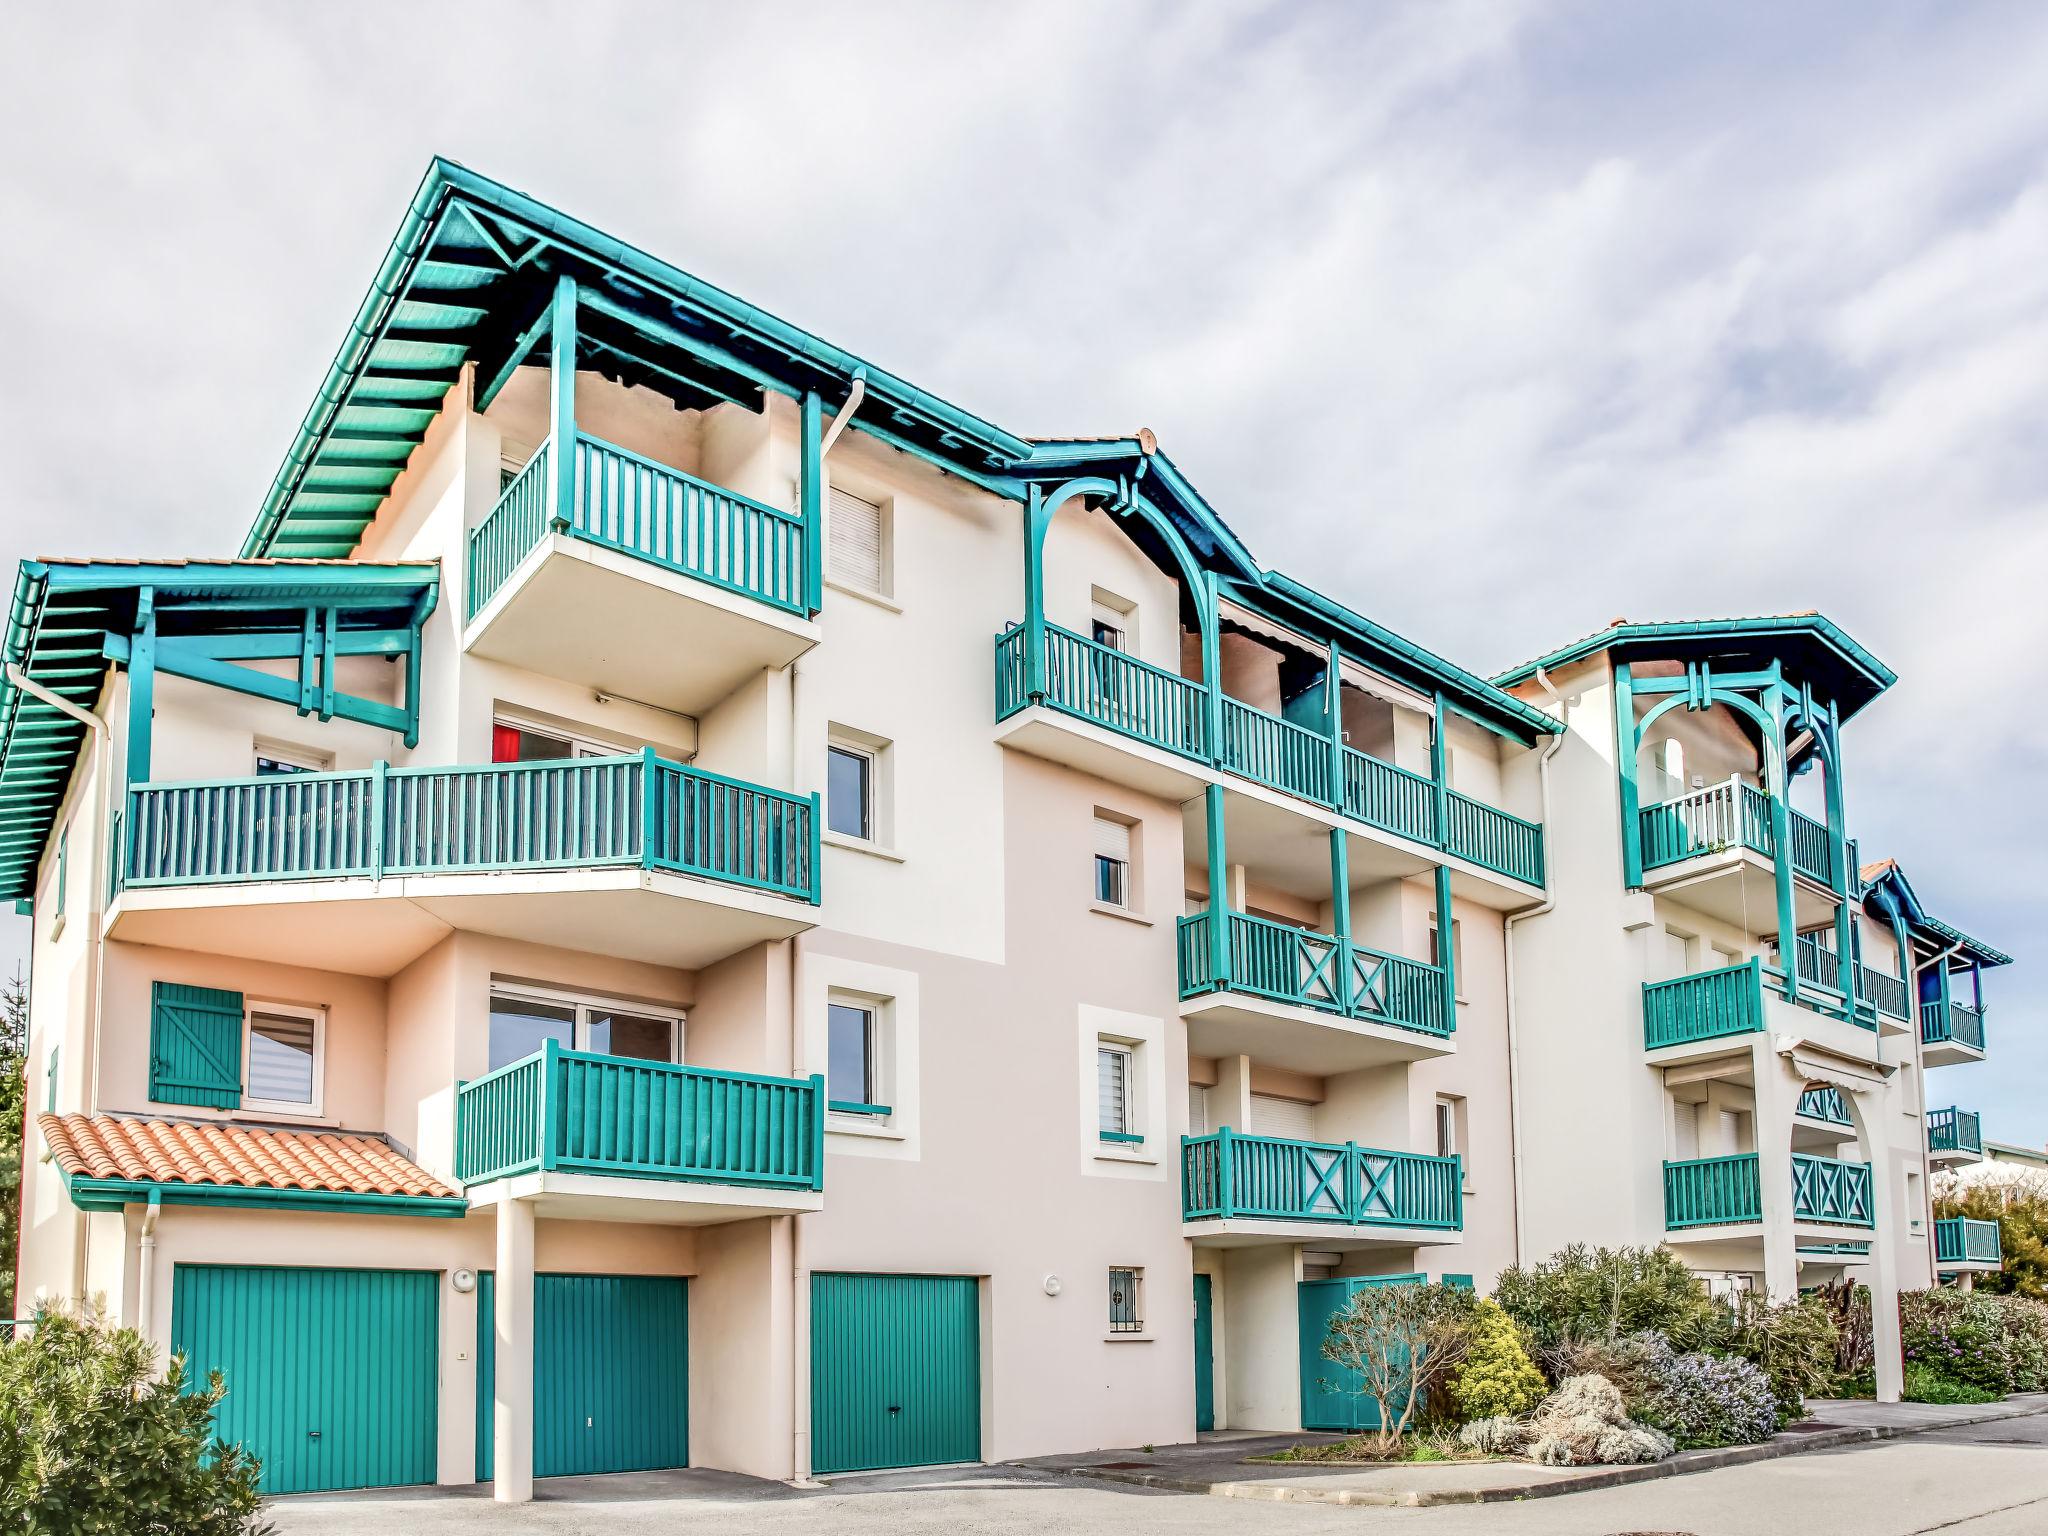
left=1857, top=964, right=1911, bottom=1027
left=1181, top=1128, right=1462, bottom=1248
left=109, top=753, right=819, bottom=974
left=1635, top=778, right=1844, bottom=928
left=994, top=623, right=1545, bottom=889
left=1176, top=909, right=1453, bottom=1073
left=1643, top=958, right=1879, bottom=1060
left=1794, top=1086, right=1859, bottom=1151
left=456, top=1042, right=824, bottom=1222
left=464, top=432, right=819, bottom=715
left=1926, top=1107, right=1984, bottom=1166
left=1934, top=1216, right=2002, bottom=1271
left=1663, top=1152, right=1874, bottom=1231
left=1922, top=999, right=1987, bottom=1067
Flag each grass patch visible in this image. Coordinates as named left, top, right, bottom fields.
left=1904, top=1363, right=2002, bottom=1405
left=1261, top=1427, right=1490, bottom=1465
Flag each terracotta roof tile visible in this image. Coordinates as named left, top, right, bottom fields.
left=1860, top=857, right=1896, bottom=882
left=38, top=1113, right=456, bottom=1200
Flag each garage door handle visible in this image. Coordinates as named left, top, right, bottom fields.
left=307, top=1430, right=321, bottom=1440
left=888, top=1405, right=901, bottom=1414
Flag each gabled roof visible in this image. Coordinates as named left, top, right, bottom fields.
left=0, top=558, right=438, bottom=900
left=1858, top=858, right=2012, bottom=968
left=243, top=159, right=1031, bottom=559
left=40, top=1112, right=465, bottom=1216
left=1494, top=614, right=1897, bottom=722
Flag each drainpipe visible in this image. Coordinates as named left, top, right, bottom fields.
left=137, top=1191, right=162, bottom=1348
left=8, top=663, right=115, bottom=1306
left=790, top=374, right=862, bottom=1482
left=1501, top=665, right=1568, bottom=1265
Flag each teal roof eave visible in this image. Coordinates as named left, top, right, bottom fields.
left=30, top=558, right=441, bottom=606
left=1256, top=571, right=1563, bottom=743
left=1492, top=615, right=1897, bottom=716
left=1014, top=440, right=1263, bottom=583
left=1859, top=862, right=2012, bottom=968
left=243, top=157, right=1031, bottom=558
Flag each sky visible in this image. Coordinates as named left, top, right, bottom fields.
left=0, top=2, right=2042, bottom=1141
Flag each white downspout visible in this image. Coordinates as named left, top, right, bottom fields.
left=790, top=375, right=861, bottom=1483
left=137, top=1191, right=162, bottom=1347
left=8, top=663, right=115, bottom=1306
left=1502, top=665, right=1568, bottom=1265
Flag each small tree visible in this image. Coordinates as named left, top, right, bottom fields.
left=0, top=1301, right=270, bottom=1535
left=1451, top=1297, right=1547, bottom=1420
left=1935, top=1168, right=2048, bottom=1301
left=1321, top=1280, right=1477, bottom=1453
left=1494, top=1244, right=1720, bottom=1369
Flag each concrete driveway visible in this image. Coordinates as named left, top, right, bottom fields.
left=270, top=1413, right=2048, bottom=1536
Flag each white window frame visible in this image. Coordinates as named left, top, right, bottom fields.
left=1089, top=587, right=1136, bottom=653
left=1428, top=916, right=1467, bottom=1003
left=253, top=740, right=333, bottom=776
left=826, top=483, right=891, bottom=600
left=492, top=712, right=621, bottom=762
left=241, top=1001, right=328, bottom=1118
left=486, top=982, right=685, bottom=1066
left=1097, top=1041, right=1137, bottom=1142
left=1091, top=812, right=1135, bottom=912
left=825, top=991, right=892, bottom=1121
left=824, top=726, right=895, bottom=854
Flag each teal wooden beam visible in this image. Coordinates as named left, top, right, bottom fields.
left=1434, top=861, right=1457, bottom=1031
left=125, top=589, right=155, bottom=787
left=1201, top=570, right=1223, bottom=764
left=1329, top=827, right=1351, bottom=947
left=1205, top=783, right=1230, bottom=985
left=800, top=391, right=823, bottom=615
left=1324, top=637, right=1345, bottom=808
left=1613, top=661, right=1641, bottom=887
left=1763, top=663, right=1798, bottom=1002
left=1430, top=691, right=1451, bottom=845
left=1023, top=486, right=1045, bottom=701
left=547, top=273, right=578, bottom=533
left=102, top=634, right=410, bottom=739
left=475, top=296, right=556, bottom=414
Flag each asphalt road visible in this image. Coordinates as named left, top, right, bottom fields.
left=272, top=1413, right=2048, bottom=1536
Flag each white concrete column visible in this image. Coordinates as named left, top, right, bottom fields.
left=1859, top=1114, right=1905, bottom=1404
left=493, top=1199, right=535, bottom=1504
left=1753, top=1045, right=1801, bottom=1301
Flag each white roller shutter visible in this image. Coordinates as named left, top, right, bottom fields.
left=828, top=486, right=884, bottom=593
left=1250, top=1093, right=1314, bottom=1140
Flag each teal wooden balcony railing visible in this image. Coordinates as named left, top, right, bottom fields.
left=1797, top=1086, right=1851, bottom=1126
left=1792, top=1152, right=1874, bottom=1225
left=1934, top=1216, right=2002, bottom=1267
left=466, top=431, right=810, bottom=621
left=455, top=1040, right=825, bottom=1191
left=1181, top=1128, right=1462, bottom=1229
left=1663, top=1154, right=1763, bottom=1228
left=996, top=626, right=1545, bottom=885
left=1922, top=999, right=1986, bottom=1053
left=118, top=751, right=820, bottom=903
left=1927, top=1107, right=1983, bottom=1157
left=1786, top=807, right=1833, bottom=885
left=1643, top=959, right=1765, bottom=1049
left=1639, top=779, right=1773, bottom=869
left=1857, top=964, right=1910, bottom=1020
left=1177, top=909, right=1451, bottom=1037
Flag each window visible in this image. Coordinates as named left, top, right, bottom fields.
left=826, top=744, right=872, bottom=839
left=828, top=485, right=886, bottom=595
left=828, top=1000, right=887, bottom=1115
left=255, top=742, right=330, bottom=776
left=1187, top=1083, right=1209, bottom=1136
left=1092, top=815, right=1132, bottom=908
left=1097, top=1044, right=1136, bottom=1141
left=243, top=1004, right=323, bottom=1115
left=1090, top=601, right=1129, bottom=653
left=53, top=827, right=66, bottom=922
left=1108, top=1267, right=1144, bottom=1334
left=1427, top=918, right=1464, bottom=976
left=1435, top=1095, right=1465, bottom=1161
left=487, top=986, right=681, bottom=1072
left=491, top=719, right=611, bottom=764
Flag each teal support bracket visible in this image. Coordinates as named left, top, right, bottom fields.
left=476, top=297, right=556, bottom=414
left=1613, top=661, right=1641, bottom=886
left=1205, top=782, right=1230, bottom=986
left=125, top=589, right=156, bottom=787
left=547, top=272, right=578, bottom=533
left=1434, top=861, right=1458, bottom=1031
left=800, top=390, right=823, bottom=615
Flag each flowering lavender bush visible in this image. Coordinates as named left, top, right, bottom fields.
left=1628, top=1334, right=1777, bottom=1447
left=1993, top=1295, right=2048, bottom=1393
left=1900, top=1289, right=2011, bottom=1395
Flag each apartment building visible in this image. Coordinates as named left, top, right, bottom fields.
left=0, top=160, right=2014, bottom=1498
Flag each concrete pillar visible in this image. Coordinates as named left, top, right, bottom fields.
left=1752, top=1046, right=1800, bottom=1301
left=1858, top=1105, right=1905, bottom=1404
left=493, top=1199, right=535, bottom=1503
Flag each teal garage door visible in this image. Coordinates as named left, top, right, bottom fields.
left=475, top=1273, right=689, bottom=1481
left=811, top=1273, right=980, bottom=1475
left=1298, top=1274, right=1422, bottom=1431
left=171, top=1264, right=439, bottom=1496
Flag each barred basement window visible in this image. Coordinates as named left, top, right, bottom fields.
left=1109, top=1267, right=1143, bottom=1333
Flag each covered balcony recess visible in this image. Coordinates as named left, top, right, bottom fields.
left=1181, top=1128, right=1462, bottom=1249
left=108, top=751, right=818, bottom=974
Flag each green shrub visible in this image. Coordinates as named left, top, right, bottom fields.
left=1450, top=1299, right=1547, bottom=1421
left=1494, top=1245, right=1721, bottom=1368
left=0, top=1303, right=270, bottom=1535
left=1628, top=1334, right=1778, bottom=1448
left=1935, top=1171, right=2048, bottom=1300
left=1991, top=1293, right=2048, bottom=1393
left=1904, top=1362, right=2000, bottom=1405
left=1901, top=1288, right=2011, bottom=1394
left=1719, top=1292, right=1840, bottom=1424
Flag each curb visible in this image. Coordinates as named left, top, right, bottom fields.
left=1044, top=1399, right=2048, bottom=1508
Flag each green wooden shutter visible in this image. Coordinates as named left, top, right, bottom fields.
left=150, top=981, right=244, bottom=1108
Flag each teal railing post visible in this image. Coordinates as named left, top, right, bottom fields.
left=1613, top=661, right=1641, bottom=886
left=369, top=759, right=388, bottom=878
left=547, top=273, right=578, bottom=535
left=800, top=390, right=823, bottom=615
left=1329, top=827, right=1352, bottom=1016
left=537, top=1037, right=562, bottom=1173
left=638, top=745, right=660, bottom=870
left=1022, top=486, right=1046, bottom=703
left=1343, top=1140, right=1360, bottom=1224
left=1429, top=690, right=1450, bottom=850
left=1205, top=783, right=1230, bottom=987
left=807, top=1072, right=827, bottom=1190
left=1434, top=862, right=1457, bottom=1033
left=1216, top=1126, right=1236, bottom=1219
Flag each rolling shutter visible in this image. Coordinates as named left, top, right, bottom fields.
left=828, top=487, right=884, bottom=593
left=1250, top=1092, right=1314, bottom=1140
left=150, top=982, right=243, bottom=1108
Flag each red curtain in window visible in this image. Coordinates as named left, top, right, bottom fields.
left=491, top=723, right=522, bottom=764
